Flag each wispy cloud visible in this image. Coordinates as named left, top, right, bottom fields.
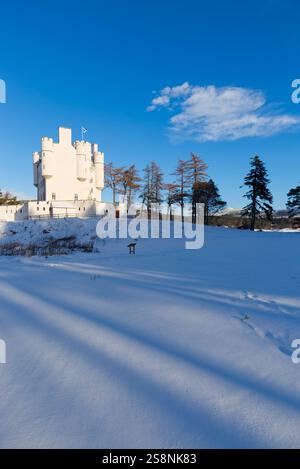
left=147, top=83, right=300, bottom=142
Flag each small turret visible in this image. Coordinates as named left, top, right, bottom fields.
left=94, top=150, right=104, bottom=190
left=41, top=137, right=54, bottom=178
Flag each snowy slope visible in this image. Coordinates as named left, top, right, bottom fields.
left=0, top=221, right=299, bottom=448
left=0, top=218, right=100, bottom=251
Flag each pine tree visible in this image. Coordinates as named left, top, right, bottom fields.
left=193, top=179, right=226, bottom=224
left=242, top=155, right=273, bottom=231
left=286, top=183, right=300, bottom=217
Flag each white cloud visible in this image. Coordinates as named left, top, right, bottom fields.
left=147, top=83, right=300, bottom=142
left=147, top=95, right=170, bottom=112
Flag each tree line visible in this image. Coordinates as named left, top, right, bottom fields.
left=105, top=153, right=226, bottom=225
left=2, top=155, right=300, bottom=231
left=105, top=153, right=300, bottom=231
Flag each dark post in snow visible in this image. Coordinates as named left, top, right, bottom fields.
left=128, top=242, right=136, bottom=255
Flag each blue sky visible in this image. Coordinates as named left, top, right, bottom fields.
left=0, top=0, right=300, bottom=208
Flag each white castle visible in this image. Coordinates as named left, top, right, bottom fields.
left=33, top=127, right=104, bottom=202
left=0, top=126, right=115, bottom=221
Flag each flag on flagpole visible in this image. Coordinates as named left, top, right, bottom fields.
left=81, top=127, right=87, bottom=140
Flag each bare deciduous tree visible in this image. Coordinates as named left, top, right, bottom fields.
left=104, top=163, right=124, bottom=205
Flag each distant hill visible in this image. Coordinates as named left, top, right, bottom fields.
left=216, top=208, right=292, bottom=218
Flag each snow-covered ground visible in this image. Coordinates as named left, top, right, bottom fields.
left=0, top=219, right=300, bottom=448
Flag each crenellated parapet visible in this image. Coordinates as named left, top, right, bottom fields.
left=41, top=136, right=54, bottom=152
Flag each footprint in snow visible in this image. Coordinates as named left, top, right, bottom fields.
left=237, top=313, right=292, bottom=358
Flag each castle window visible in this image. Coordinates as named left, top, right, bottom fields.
left=52, top=193, right=56, bottom=201
left=74, top=194, right=78, bottom=201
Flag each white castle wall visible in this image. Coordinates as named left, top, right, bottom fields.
left=0, top=201, right=116, bottom=221
left=27, top=200, right=111, bottom=219
left=0, top=204, right=28, bottom=221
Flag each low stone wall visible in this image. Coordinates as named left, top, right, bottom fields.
left=0, top=200, right=116, bottom=221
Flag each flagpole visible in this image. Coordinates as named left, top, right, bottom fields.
left=81, top=127, right=87, bottom=141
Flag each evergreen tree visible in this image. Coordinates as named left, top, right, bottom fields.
left=286, top=183, right=300, bottom=217
left=193, top=179, right=226, bottom=224
left=242, top=155, right=273, bottom=231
